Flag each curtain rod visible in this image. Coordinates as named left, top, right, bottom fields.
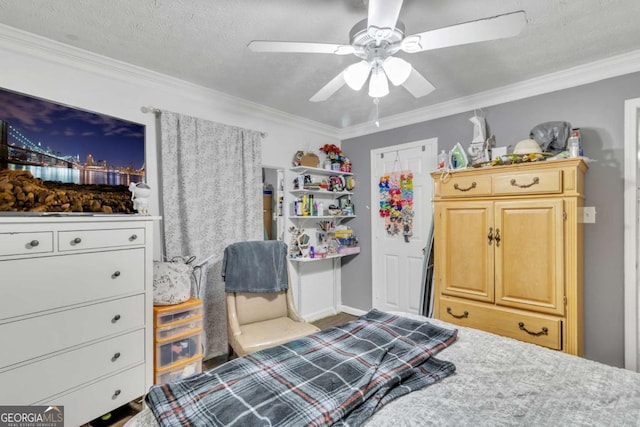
left=140, top=105, right=268, bottom=138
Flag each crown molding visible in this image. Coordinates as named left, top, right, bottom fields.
left=2, top=24, right=640, bottom=142
left=0, top=24, right=339, bottom=139
left=338, top=49, right=640, bottom=140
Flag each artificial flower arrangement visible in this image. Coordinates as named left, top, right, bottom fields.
left=320, top=144, right=347, bottom=164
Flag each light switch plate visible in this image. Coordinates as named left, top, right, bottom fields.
left=583, top=206, right=596, bottom=223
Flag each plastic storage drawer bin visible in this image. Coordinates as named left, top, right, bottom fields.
left=155, top=356, right=202, bottom=384
left=155, top=317, right=203, bottom=341
left=154, top=298, right=203, bottom=327
left=155, top=329, right=203, bottom=370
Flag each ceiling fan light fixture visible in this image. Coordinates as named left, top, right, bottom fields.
left=344, top=61, right=372, bottom=91
left=368, top=67, right=389, bottom=98
left=382, top=57, right=412, bottom=86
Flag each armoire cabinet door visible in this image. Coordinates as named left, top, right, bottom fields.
left=494, top=199, right=565, bottom=315
left=436, top=201, right=494, bottom=303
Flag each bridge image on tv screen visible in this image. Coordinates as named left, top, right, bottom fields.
left=0, top=88, right=145, bottom=187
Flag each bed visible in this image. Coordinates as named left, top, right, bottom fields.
left=127, top=310, right=640, bottom=426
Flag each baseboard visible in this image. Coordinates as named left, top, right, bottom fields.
left=338, top=305, right=368, bottom=317
left=303, top=307, right=338, bottom=323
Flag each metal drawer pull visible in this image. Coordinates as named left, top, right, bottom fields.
left=495, top=228, right=501, bottom=247
left=446, top=307, right=469, bottom=319
left=518, top=322, right=548, bottom=336
left=487, top=227, right=494, bottom=245
left=510, top=176, right=539, bottom=188
left=113, top=389, right=121, bottom=399
left=29, top=240, right=39, bottom=247
left=112, top=352, right=121, bottom=361
left=130, top=234, right=138, bottom=241
left=453, top=182, right=477, bottom=192
left=112, top=314, right=121, bottom=323
left=113, top=271, right=121, bottom=278
left=73, top=237, right=82, bottom=244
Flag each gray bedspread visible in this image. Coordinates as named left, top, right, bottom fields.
left=126, top=312, right=640, bottom=427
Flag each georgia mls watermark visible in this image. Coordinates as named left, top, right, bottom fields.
left=0, top=406, right=64, bottom=427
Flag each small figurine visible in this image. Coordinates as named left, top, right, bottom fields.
left=129, top=182, right=151, bottom=215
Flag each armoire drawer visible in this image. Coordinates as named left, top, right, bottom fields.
left=0, top=294, right=145, bottom=369
left=36, top=364, right=146, bottom=427
left=439, top=297, right=562, bottom=350
left=439, top=175, right=492, bottom=198
left=0, top=248, right=145, bottom=320
left=0, top=231, right=53, bottom=256
left=493, top=169, right=563, bottom=196
left=58, top=227, right=145, bottom=251
left=0, top=329, right=145, bottom=405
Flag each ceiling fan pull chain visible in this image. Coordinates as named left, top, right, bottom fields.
left=374, top=97, right=380, bottom=127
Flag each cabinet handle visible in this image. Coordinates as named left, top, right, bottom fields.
left=510, top=176, right=539, bottom=188
left=113, top=271, right=121, bottom=278
left=112, top=389, right=121, bottom=399
left=518, top=322, right=548, bottom=336
left=495, top=228, right=501, bottom=247
left=112, top=352, right=121, bottom=361
left=29, top=240, right=39, bottom=247
left=112, top=314, right=121, bottom=323
left=73, top=237, right=82, bottom=244
left=453, top=182, right=477, bottom=192
left=487, top=227, right=494, bottom=245
left=446, top=307, right=469, bottom=319
left=130, top=234, right=138, bottom=241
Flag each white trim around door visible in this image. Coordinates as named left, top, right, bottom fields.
left=624, top=97, right=640, bottom=372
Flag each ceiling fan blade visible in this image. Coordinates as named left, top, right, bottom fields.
left=248, top=41, right=354, bottom=55
left=402, top=68, right=435, bottom=98
left=367, top=0, right=403, bottom=41
left=401, top=11, right=527, bottom=53
left=310, top=71, right=347, bottom=102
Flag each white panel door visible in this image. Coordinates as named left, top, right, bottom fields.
left=371, top=138, right=437, bottom=314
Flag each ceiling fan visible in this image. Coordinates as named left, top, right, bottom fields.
left=248, top=0, right=526, bottom=102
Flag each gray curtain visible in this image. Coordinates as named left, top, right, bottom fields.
left=159, top=111, right=263, bottom=358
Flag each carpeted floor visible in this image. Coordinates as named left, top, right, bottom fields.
left=86, top=312, right=358, bottom=427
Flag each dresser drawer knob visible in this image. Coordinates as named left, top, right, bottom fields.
left=112, top=314, right=121, bottom=323
left=446, top=307, right=469, bottom=319
left=112, top=389, right=121, bottom=399
left=112, top=271, right=121, bottom=278
left=73, top=237, right=82, bottom=244
left=112, top=352, right=121, bottom=361
left=29, top=240, right=39, bottom=247
left=510, top=176, right=540, bottom=188
left=518, top=322, right=549, bottom=336
left=130, top=234, right=138, bottom=241
left=453, top=181, right=477, bottom=192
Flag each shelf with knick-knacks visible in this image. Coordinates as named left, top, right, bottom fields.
left=287, top=161, right=358, bottom=262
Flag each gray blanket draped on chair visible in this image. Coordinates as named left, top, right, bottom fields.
left=222, top=240, right=288, bottom=292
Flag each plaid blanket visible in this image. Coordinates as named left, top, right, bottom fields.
left=146, top=310, right=458, bottom=427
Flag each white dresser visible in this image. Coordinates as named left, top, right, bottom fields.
left=0, top=215, right=156, bottom=426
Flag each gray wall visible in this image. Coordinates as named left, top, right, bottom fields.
left=341, top=71, right=640, bottom=368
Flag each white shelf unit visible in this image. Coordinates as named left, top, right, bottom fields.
left=284, top=164, right=359, bottom=320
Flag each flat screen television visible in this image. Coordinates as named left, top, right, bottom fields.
left=0, top=87, right=145, bottom=214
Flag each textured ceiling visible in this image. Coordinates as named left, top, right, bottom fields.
left=1, top=0, right=640, bottom=129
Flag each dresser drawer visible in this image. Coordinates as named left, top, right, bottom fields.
left=493, top=169, right=563, bottom=196
left=439, top=175, right=491, bottom=198
left=58, top=227, right=145, bottom=251
left=439, top=297, right=562, bottom=350
left=0, top=295, right=145, bottom=369
left=0, top=248, right=145, bottom=320
left=37, top=364, right=146, bottom=427
left=0, top=329, right=145, bottom=405
left=0, top=231, right=53, bottom=256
